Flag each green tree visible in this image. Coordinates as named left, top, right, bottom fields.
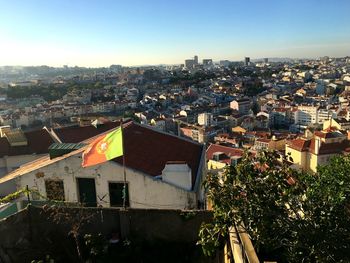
left=199, top=151, right=350, bottom=262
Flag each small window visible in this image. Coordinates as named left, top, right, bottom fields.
left=45, top=180, right=65, bottom=201
left=109, top=182, right=129, bottom=207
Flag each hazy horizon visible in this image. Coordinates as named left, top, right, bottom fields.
left=1, top=0, right=349, bottom=67
left=0, top=55, right=347, bottom=69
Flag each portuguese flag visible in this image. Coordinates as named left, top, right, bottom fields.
left=82, top=127, right=123, bottom=167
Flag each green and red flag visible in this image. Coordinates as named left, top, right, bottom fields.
left=82, top=127, right=123, bottom=167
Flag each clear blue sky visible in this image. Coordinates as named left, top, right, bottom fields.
left=0, top=0, right=349, bottom=67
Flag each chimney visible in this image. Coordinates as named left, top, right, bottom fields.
left=161, top=162, right=192, bottom=191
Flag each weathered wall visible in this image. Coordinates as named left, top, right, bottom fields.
left=0, top=154, right=47, bottom=196
left=0, top=206, right=214, bottom=262
left=16, top=154, right=197, bottom=209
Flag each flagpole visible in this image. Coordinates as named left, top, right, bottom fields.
left=121, top=117, right=127, bottom=209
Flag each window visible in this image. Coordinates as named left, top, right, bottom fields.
left=109, top=182, right=129, bottom=207
left=45, top=180, right=65, bottom=201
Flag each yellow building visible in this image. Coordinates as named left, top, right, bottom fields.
left=285, top=129, right=350, bottom=173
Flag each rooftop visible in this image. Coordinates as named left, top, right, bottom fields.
left=0, top=122, right=204, bottom=188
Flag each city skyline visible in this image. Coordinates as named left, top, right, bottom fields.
left=1, top=0, right=349, bottom=67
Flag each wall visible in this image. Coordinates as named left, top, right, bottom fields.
left=0, top=206, right=215, bottom=262
left=309, top=153, right=334, bottom=173
left=285, top=146, right=307, bottom=170
left=16, top=154, right=197, bottom=209
left=0, top=154, right=47, bottom=196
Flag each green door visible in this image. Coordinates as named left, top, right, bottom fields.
left=77, top=178, right=97, bottom=207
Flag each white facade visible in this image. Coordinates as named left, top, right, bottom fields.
left=295, top=106, right=318, bottom=125
left=295, top=105, right=336, bottom=126
left=0, top=154, right=47, bottom=196
left=8, top=153, right=199, bottom=209
left=198, top=113, right=214, bottom=127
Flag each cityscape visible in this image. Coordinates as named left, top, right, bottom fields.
left=0, top=0, right=350, bottom=262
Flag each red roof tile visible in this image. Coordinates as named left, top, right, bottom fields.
left=53, top=121, right=120, bottom=143
left=287, top=138, right=310, bottom=151
left=0, top=129, right=55, bottom=158
left=113, top=122, right=203, bottom=187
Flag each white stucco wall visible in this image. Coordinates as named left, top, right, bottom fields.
left=15, top=154, right=197, bottom=209
left=0, top=154, right=47, bottom=196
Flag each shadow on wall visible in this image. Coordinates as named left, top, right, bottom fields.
left=0, top=206, right=223, bottom=262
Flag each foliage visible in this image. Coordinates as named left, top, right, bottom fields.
left=84, top=233, right=107, bottom=258
left=199, top=151, right=350, bottom=262
left=31, top=255, right=55, bottom=263
left=0, top=188, right=27, bottom=203
left=180, top=211, right=197, bottom=221
left=6, top=81, right=108, bottom=101
left=43, top=204, right=98, bottom=262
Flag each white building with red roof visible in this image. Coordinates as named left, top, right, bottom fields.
left=0, top=122, right=206, bottom=209
left=206, top=144, right=244, bottom=171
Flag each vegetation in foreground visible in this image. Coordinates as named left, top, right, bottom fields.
left=199, top=151, right=350, bottom=262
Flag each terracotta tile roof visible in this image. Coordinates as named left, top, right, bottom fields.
left=115, top=122, right=203, bottom=186
left=0, top=129, right=55, bottom=158
left=287, top=138, right=310, bottom=151
left=52, top=121, right=120, bottom=143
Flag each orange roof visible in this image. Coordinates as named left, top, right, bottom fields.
left=287, top=138, right=310, bottom=151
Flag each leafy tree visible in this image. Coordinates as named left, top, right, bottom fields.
left=199, top=151, right=350, bottom=262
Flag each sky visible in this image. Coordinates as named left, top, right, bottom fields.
left=0, top=0, right=349, bottom=67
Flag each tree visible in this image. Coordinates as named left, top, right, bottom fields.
left=199, top=151, right=350, bottom=262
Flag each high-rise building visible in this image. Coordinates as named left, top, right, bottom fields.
left=263, top=58, right=268, bottom=63
left=194, top=55, right=198, bottom=65
left=244, top=57, right=250, bottom=66
left=198, top=113, right=214, bottom=127
left=203, top=59, right=213, bottom=66
left=185, top=59, right=195, bottom=69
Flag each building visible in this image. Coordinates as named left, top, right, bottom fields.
left=194, top=55, right=198, bottom=65
left=285, top=129, right=350, bottom=172
left=263, top=58, right=268, bottom=63
left=295, top=105, right=318, bottom=126
left=180, top=124, right=218, bottom=143
left=198, top=113, right=214, bottom=127
left=206, top=144, right=244, bottom=171
left=203, top=59, right=213, bottom=66
left=0, top=122, right=206, bottom=209
left=185, top=59, right=195, bottom=70
left=254, top=136, right=286, bottom=152
left=230, top=98, right=251, bottom=115
left=244, top=57, right=250, bottom=66
left=295, top=105, right=336, bottom=127
left=323, top=118, right=350, bottom=131
left=0, top=127, right=55, bottom=196
left=0, top=121, right=121, bottom=196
